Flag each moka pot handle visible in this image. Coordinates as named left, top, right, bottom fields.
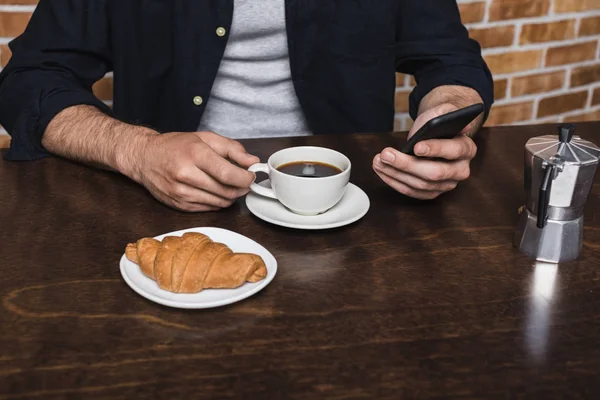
left=537, top=164, right=556, bottom=229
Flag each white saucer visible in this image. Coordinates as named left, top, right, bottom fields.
left=119, top=227, right=277, bottom=309
left=245, top=179, right=370, bottom=230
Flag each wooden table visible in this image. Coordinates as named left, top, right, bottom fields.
left=1, top=122, right=600, bottom=399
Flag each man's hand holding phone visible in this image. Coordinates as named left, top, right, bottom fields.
left=373, top=101, right=482, bottom=200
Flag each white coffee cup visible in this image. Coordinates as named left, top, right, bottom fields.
left=248, top=146, right=351, bottom=215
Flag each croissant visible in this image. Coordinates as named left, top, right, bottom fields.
left=125, top=232, right=268, bottom=293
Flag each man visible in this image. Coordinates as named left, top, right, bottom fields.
left=0, top=1, right=493, bottom=212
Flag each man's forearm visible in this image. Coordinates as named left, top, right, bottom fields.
left=418, top=85, right=485, bottom=136
left=42, top=105, right=157, bottom=181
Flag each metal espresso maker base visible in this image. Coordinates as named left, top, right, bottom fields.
left=514, top=209, right=583, bottom=264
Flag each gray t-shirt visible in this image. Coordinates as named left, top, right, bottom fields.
left=197, top=0, right=312, bottom=138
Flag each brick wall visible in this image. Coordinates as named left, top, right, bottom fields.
left=0, top=0, right=599, bottom=145
left=396, top=0, right=600, bottom=130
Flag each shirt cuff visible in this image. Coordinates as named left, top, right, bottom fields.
left=408, top=64, right=494, bottom=123
left=5, top=87, right=112, bottom=161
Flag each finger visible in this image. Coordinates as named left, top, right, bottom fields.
left=413, top=135, right=477, bottom=160
left=225, top=141, right=260, bottom=168
left=147, top=190, right=220, bottom=213
left=173, top=166, right=249, bottom=200
left=168, top=183, right=237, bottom=209
left=374, top=169, right=443, bottom=200
left=195, top=147, right=256, bottom=188
left=195, top=131, right=260, bottom=168
left=373, top=156, right=459, bottom=192
left=378, top=148, right=471, bottom=182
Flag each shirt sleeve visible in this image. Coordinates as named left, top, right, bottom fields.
left=395, top=1, right=494, bottom=122
left=0, top=0, right=113, bottom=161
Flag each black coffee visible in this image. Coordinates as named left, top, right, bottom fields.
left=277, top=161, right=342, bottom=178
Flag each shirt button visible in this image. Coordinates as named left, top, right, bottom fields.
left=193, top=96, right=203, bottom=106
left=216, top=27, right=227, bottom=37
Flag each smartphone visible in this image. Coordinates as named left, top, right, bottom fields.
left=400, top=103, right=484, bottom=156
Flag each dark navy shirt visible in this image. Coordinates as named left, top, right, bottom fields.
left=0, top=0, right=493, bottom=161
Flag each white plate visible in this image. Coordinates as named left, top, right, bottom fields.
left=245, top=179, right=370, bottom=230
left=119, top=227, right=277, bottom=309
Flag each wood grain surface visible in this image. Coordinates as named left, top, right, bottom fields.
left=1, top=122, right=600, bottom=399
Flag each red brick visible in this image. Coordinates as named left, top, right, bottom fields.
left=0, top=12, right=31, bottom=37
left=579, top=17, right=600, bottom=37
left=494, top=79, right=508, bottom=100
left=593, top=87, right=600, bottom=106
left=554, top=0, right=599, bottom=13
left=537, top=91, right=588, bottom=118
left=484, top=50, right=543, bottom=74
left=469, top=25, right=516, bottom=48
left=563, top=109, right=600, bottom=123
left=395, top=90, right=411, bottom=113
left=0, top=44, right=12, bottom=67
left=511, top=71, right=566, bottom=97
left=92, top=77, right=114, bottom=101
left=489, top=0, right=550, bottom=21
left=458, top=2, right=486, bottom=24
left=545, top=41, right=598, bottom=67
left=0, top=135, right=10, bottom=149
left=570, top=64, right=600, bottom=88
left=520, top=20, right=576, bottom=44
left=395, top=73, right=405, bottom=87
left=395, top=74, right=416, bottom=87
left=486, top=101, right=534, bottom=125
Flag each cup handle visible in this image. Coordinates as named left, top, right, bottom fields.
left=248, top=163, right=278, bottom=199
